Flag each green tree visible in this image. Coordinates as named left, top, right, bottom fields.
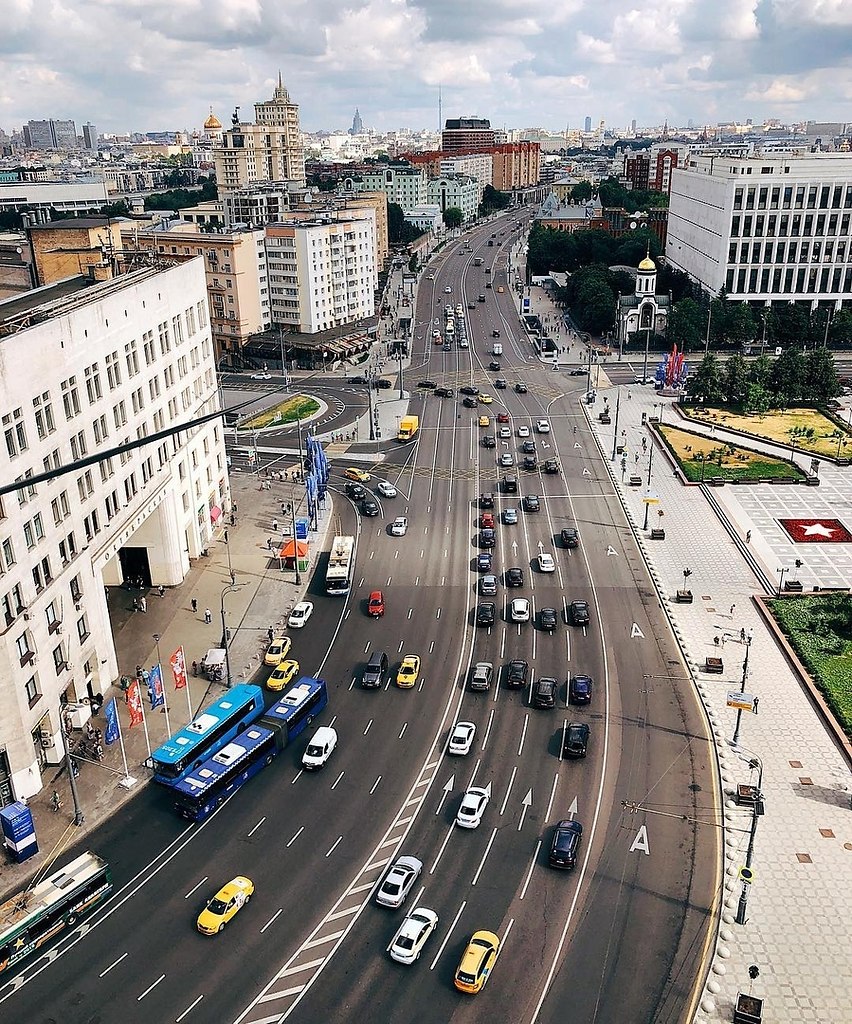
left=828, top=309, right=852, bottom=349
left=709, top=289, right=732, bottom=348
left=770, top=347, right=806, bottom=404
left=748, top=354, right=773, bottom=390
left=723, top=353, right=750, bottom=406
left=744, top=382, right=772, bottom=415
left=566, top=264, right=617, bottom=334
left=572, top=180, right=593, bottom=202
left=387, top=202, right=424, bottom=245
left=479, top=185, right=511, bottom=214
left=99, top=199, right=131, bottom=218
left=668, top=297, right=704, bottom=352
left=803, top=348, right=842, bottom=402
left=377, top=152, right=391, bottom=163
left=771, top=303, right=811, bottom=348
left=727, top=303, right=756, bottom=349
left=408, top=253, right=418, bottom=273
left=443, top=207, right=463, bottom=229
left=686, top=353, right=724, bottom=403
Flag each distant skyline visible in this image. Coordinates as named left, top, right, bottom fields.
left=2, top=1, right=851, bottom=136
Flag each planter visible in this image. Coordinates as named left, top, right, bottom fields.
left=650, top=528, right=666, bottom=540
left=804, top=476, right=821, bottom=486
left=733, top=992, right=763, bottom=1024
left=599, top=413, right=611, bottom=424
left=704, top=656, right=724, bottom=673
left=629, top=475, right=642, bottom=487
left=708, top=477, right=726, bottom=486
left=675, top=589, right=693, bottom=604
left=784, top=579, right=804, bottom=592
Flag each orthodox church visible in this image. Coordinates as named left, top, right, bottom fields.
left=616, top=252, right=669, bottom=351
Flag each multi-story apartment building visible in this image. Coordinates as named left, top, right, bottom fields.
left=265, top=210, right=377, bottom=334
left=442, top=118, right=496, bottom=153
left=427, top=174, right=480, bottom=222
left=489, top=142, right=541, bottom=190
left=0, top=260, right=227, bottom=801
left=439, top=153, right=492, bottom=189
left=30, top=218, right=124, bottom=287
left=82, top=123, right=98, bottom=152
left=22, top=119, right=79, bottom=151
left=214, top=74, right=306, bottom=193
left=666, top=153, right=852, bottom=309
left=119, top=221, right=269, bottom=364
left=348, top=165, right=428, bottom=211
left=0, top=181, right=110, bottom=223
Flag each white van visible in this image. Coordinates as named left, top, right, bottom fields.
left=302, top=726, right=338, bottom=770
left=492, top=343, right=503, bottom=356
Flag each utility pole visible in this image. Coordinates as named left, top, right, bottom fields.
left=610, top=388, right=622, bottom=461
left=735, top=754, right=764, bottom=926
left=731, top=629, right=754, bottom=747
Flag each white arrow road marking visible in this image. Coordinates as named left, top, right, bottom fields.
left=518, top=789, right=533, bottom=831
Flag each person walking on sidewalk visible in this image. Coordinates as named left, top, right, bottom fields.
left=140, top=596, right=147, bottom=613
left=158, top=585, right=165, bottom=598
left=191, top=597, right=198, bottom=614
left=272, top=518, right=279, bottom=533
left=204, top=608, right=212, bottom=624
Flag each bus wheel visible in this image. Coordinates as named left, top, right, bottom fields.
left=306, top=715, right=313, bottom=726
left=66, top=913, right=78, bottom=927
left=265, top=755, right=274, bottom=765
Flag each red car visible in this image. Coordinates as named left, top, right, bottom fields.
left=480, top=512, right=495, bottom=529
left=368, top=591, right=385, bottom=617
left=497, top=412, right=510, bottom=424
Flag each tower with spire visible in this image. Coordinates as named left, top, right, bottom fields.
left=350, top=109, right=363, bottom=135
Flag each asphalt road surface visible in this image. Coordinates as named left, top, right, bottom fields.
left=1, top=212, right=718, bottom=1024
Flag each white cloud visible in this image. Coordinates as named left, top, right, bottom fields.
left=575, top=31, right=616, bottom=64
left=744, top=78, right=811, bottom=103
left=772, top=0, right=852, bottom=27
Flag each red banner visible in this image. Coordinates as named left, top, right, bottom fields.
left=780, top=518, right=852, bottom=544
left=170, top=645, right=188, bottom=689
left=125, top=679, right=144, bottom=728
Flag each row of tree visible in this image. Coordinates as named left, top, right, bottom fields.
left=570, top=176, right=669, bottom=214
left=686, top=347, right=842, bottom=410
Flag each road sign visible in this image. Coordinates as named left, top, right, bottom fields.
left=739, top=866, right=755, bottom=884
left=642, top=490, right=660, bottom=505
left=727, top=691, right=757, bottom=712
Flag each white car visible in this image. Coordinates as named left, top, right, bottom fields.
left=251, top=371, right=272, bottom=380
left=536, top=419, right=551, bottom=433
left=448, top=721, right=476, bottom=756
left=456, top=786, right=490, bottom=829
left=388, top=907, right=439, bottom=964
left=288, top=601, right=314, bottom=628
left=390, top=516, right=408, bottom=536
left=444, top=285, right=453, bottom=293
left=538, top=553, right=556, bottom=573
left=375, top=855, right=423, bottom=908
left=499, top=453, right=514, bottom=467
left=517, top=425, right=530, bottom=438
left=377, top=481, right=397, bottom=498
left=499, top=426, right=511, bottom=438
left=510, top=598, right=531, bottom=622
left=301, top=726, right=337, bottom=770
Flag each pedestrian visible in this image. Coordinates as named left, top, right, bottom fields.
left=132, top=597, right=139, bottom=613
left=267, top=626, right=274, bottom=643
left=730, top=603, right=736, bottom=616
left=713, top=635, right=720, bottom=647
left=281, top=502, right=287, bottom=516
left=232, top=503, right=238, bottom=515
left=721, top=635, right=727, bottom=646
left=192, top=660, right=198, bottom=677
left=158, top=585, right=165, bottom=598
left=267, top=537, right=274, bottom=552
left=740, top=627, right=746, bottom=643
left=140, top=596, right=147, bottom=613
left=204, top=607, right=212, bottom=625
left=627, top=391, right=632, bottom=400
left=272, top=518, right=279, bottom=532
left=191, top=597, right=198, bottom=614
left=745, top=530, right=752, bottom=543
left=230, top=512, right=236, bottom=526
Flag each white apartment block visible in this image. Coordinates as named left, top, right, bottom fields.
left=666, top=153, right=852, bottom=309
left=439, top=153, right=492, bottom=190
left=403, top=205, right=442, bottom=234
left=0, top=260, right=227, bottom=801
left=350, top=166, right=428, bottom=210
left=427, top=174, right=481, bottom=222
left=265, top=210, right=377, bottom=333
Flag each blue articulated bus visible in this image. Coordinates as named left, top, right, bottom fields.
left=149, top=683, right=265, bottom=785
left=170, top=724, right=280, bottom=822
left=261, top=677, right=328, bottom=745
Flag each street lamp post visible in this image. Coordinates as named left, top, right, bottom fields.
left=735, top=754, right=764, bottom=926
left=704, top=306, right=712, bottom=355
left=59, top=723, right=85, bottom=826
left=367, top=380, right=376, bottom=441
left=776, top=566, right=788, bottom=596
left=220, top=576, right=239, bottom=688
left=610, top=388, right=622, bottom=461
left=731, top=629, right=754, bottom=748
left=290, top=486, right=302, bottom=586
left=642, top=323, right=651, bottom=384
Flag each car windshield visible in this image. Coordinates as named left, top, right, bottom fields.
left=207, top=897, right=228, bottom=915
left=306, top=744, right=323, bottom=757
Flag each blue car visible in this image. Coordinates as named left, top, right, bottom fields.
left=477, top=552, right=492, bottom=572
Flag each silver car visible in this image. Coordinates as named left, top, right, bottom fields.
left=376, top=856, right=423, bottom=908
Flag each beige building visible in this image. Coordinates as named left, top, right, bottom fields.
left=30, top=218, right=125, bottom=287
left=310, top=190, right=389, bottom=265
left=214, top=74, right=306, bottom=193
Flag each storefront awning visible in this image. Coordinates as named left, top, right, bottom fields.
left=210, top=505, right=222, bottom=522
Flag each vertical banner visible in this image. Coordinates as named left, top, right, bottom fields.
left=148, top=664, right=164, bottom=709
left=126, top=680, right=144, bottom=728
left=170, top=646, right=187, bottom=690
left=103, top=697, right=120, bottom=745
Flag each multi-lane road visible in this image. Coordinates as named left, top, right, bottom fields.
left=2, top=213, right=718, bottom=1024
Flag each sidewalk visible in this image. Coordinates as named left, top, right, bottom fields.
left=1, top=470, right=331, bottom=890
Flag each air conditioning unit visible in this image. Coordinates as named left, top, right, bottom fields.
left=39, top=727, right=52, bottom=741
left=23, top=612, right=30, bottom=620
left=40, top=736, right=54, bottom=749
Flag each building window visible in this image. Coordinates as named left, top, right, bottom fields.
left=84, top=363, right=102, bottom=404
left=105, top=352, right=122, bottom=390
left=70, top=429, right=88, bottom=461
left=33, top=392, right=55, bottom=439
left=77, top=614, right=90, bottom=642
left=24, top=675, right=39, bottom=706
left=53, top=644, right=67, bottom=674
left=125, top=338, right=140, bottom=377
left=61, top=377, right=81, bottom=420
left=45, top=600, right=60, bottom=631
left=3, top=408, right=27, bottom=458
left=16, top=631, right=33, bottom=665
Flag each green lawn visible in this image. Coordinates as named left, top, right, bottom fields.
left=239, top=396, right=319, bottom=431
left=658, top=425, right=805, bottom=482
left=769, top=594, right=852, bottom=737
left=682, top=404, right=851, bottom=458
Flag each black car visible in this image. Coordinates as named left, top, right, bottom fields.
left=562, top=723, right=590, bottom=758
left=506, top=566, right=524, bottom=587
left=561, top=527, right=579, bottom=548
left=495, top=378, right=507, bottom=389
left=532, top=677, right=558, bottom=709
left=479, top=492, right=495, bottom=509
left=418, top=379, right=437, bottom=389
left=523, top=494, right=540, bottom=512
left=569, top=674, right=593, bottom=704
left=345, top=482, right=367, bottom=500
left=460, top=385, right=479, bottom=396
left=489, top=361, right=501, bottom=371
left=569, top=368, right=586, bottom=377
left=374, top=378, right=393, bottom=389
left=521, top=440, right=536, bottom=454
left=506, top=659, right=529, bottom=689
left=435, top=386, right=454, bottom=397
left=362, top=499, right=380, bottom=517
left=570, top=600, right=590, bottom=626
left=523, top=455, right=538, bottom=471
left=515, top=382, right=528, bottom=393
left=549, top=819, right=583, bottom=870
left=540, top=606, right=558, bottom=632
left=503, top=474, right=518, bottom=494
left=492, top=329, right=501, bottom=338
left=463, top=396, right=479, bottom=408
left=476, top=602, right=496, bottom=627
left=543, top=459, right=559, bottom=474
left=482, top=434, right=496, bottom=448
left=479, top=528, right=496, bottom=548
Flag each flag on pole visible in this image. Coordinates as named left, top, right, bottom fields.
left=103, top=697, right=120, bottom=745
left=170, top=646, right=187, bottom=690
left=148, top=664, right=165, bottom=709
left=126, top=679, right=144, bottom=728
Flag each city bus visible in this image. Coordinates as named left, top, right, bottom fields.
left=148, top=682, right=265, bottom=785
left=261, top=676, right=328, bottom=745
left=170, top=723, right=280, bottom=822
left=325, top=534, right=355, bottom=596
left=0, top=851, right=113, bottom=975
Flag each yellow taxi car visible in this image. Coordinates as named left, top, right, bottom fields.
left=343, top=467, right=371, bottom=482
left=267, top=658, right=299, bottom=691
left=264, top=635, right=292, bottom=666
left=396, top=655, right=421, bottom=689
left=454, top=929, right=500, bottom=993
left=477, top=393, right=493, bottom=405
left=197, top=876, right=254, bottom=935
left=497, top=286, right=505, bottom=293
left=478, top=415, right=490, bottom=428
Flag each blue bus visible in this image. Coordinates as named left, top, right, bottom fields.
left=261, top=677, right=328, bottom=745
left=170, top=724, right=279, bottom=822
left=149, top=683, right=265, bottom=784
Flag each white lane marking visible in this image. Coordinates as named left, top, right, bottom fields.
left=399, top=722, right=408, bottom=739
left=544, top=773, right=559, bottom=824
left=429, top=640, right=435, bottom=653
left=99, top=952, right=128, bottom=977
left=331, top=771, right=344, bottom=790
left=247, top=817, right=266, bottom=838
left=518, top=713, right=529, bottom=756
left=303, top=930, right=345, bottom=950
left=286, top=827, right=304, bottom=848
left=408, top=608, right=413, bottom=619
left=291, top=770, right=303, bottom=785
left=519, top=842, right=541, bottom=900
left=364, top=719, right=373, bottom=736
left=430, top=824, right=456, bottom=875
left=471, top=827, right=499, bottom=886
left=279, top=958, right=325, bottom=978
left=184, top=877, right=208, bottom=899
left=137, top=975, right=165, bottom=1001
left=176, top=995, right=203, bottom=1021
left=369, top=775, right=381, bottom=795
left=499, top=765, right=517, bottom=815
left=481, top=708, right=495, bottom=750
left=436, top=607, right=442, bottom=619
left=430, top=900, right=467, bottom=970
left=325, top=836, right=343, bottom=858
left=261, top=908, right=284, bottom=933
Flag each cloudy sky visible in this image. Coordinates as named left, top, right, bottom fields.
left=2, top=0, right=851, bottom=135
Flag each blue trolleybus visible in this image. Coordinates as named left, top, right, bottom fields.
left=261, top=677, right=328, bottom=745
left=149, top=683, right=264, bottom=784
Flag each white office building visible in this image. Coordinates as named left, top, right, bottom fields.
left=0, top=260, right=227, bottom=801
left=349, top=166, right=428, bottom=210
left=427, top=174, right=481, bottom=222
left=439, top=153, right=492, bottom=189
left=666, top=153, right=852, bottom=309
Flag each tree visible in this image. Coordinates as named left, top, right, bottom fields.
left=727, top=303, right=756, bottom=349
left=770, top=347, right=806, bottom=404
left=686, top=353, right=724, bottom=403
left=744, top=382, right=772, bottom=415
left=443, top=207, right=463, bottom=229
left=572, top=180, right=593, bottom=202
left=748, top=354, right=773, bottom=390
left=803, top=348, right=842, bottom=402
left=564, top=264, right=618, bottom=335
left=723, top=354, right=750, bottom=406
left=408, top=253, right=418, bottom=273
left=387, top=202, right=424, bottom=245
left=708, top=289, right=732, bottom=348
left=668, top=297, right=704, bottom=352
left=828, top=309, right=852, bottom=349
left=771, top=303, right=811, bottom=348
left=377, top=152, right=391, bottom=163
left=99, top=199, right=131, bottom=218
left=479, top=185, right=511, bottom=214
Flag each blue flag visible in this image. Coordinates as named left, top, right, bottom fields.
left=103, top=697, right=120, bottom=746
left=148, top=664, right=165, bottom=709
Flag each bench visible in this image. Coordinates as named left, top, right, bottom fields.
left=784, top=579, right=804, bottom=592
left=629, top=475, right=642, bottom=487
left=650, top=528, right=666, bottom=540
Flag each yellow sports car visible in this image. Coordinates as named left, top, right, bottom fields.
left=396, top=655, right=421, bottom=689
left=267, top=659, right=300, bottom=691
left=197, top=876, right=254, bottom=935
left=264, top=636, right=292, bottom=666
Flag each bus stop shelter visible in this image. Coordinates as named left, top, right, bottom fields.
left=278, top=539, right=309, bottom=573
